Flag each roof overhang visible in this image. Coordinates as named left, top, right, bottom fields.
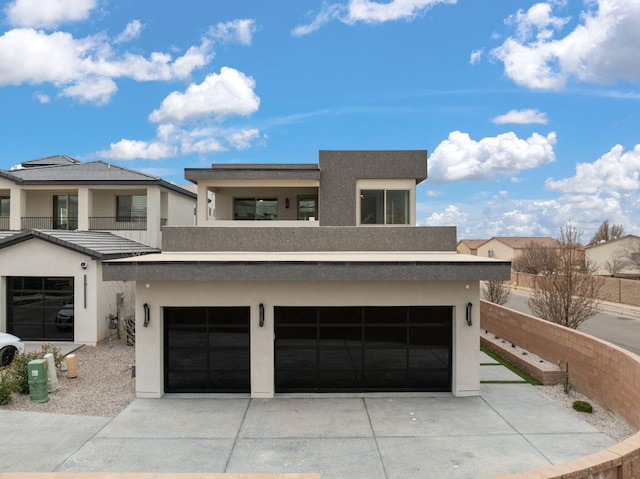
left=103, top=251, right=511, bottom=282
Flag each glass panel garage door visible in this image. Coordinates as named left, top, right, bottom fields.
left=164, top=307, right=250, bottom=393
left=275, top=306, right=452, bottom=393
left=7, top=277, right=74, bottom=341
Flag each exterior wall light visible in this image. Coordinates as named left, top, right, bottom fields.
left=143, top=303, right=150, bottom=327
left=259, top=303, right=265, bottom=327
left=466, top=302, right=473, bottom=326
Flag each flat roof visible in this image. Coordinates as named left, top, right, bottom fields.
left=103, top=251, right=511, bottom=282
left=105, top=250, right=502, bottom=263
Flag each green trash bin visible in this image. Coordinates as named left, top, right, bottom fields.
left=28, top=359, right=49, bottom=403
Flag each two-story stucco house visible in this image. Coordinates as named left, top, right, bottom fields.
left=0, top=155, right=196, bottom=344
left=104, top=150, right=510, bottom=398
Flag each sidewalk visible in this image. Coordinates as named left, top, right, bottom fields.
left=0, top=352, right=617, bottom=479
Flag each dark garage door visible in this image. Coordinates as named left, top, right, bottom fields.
left=7, top=276, right=74, bottom=341
left=164, top=307, right=250, bottom=393
left=275, top=306, right=452, bottom=393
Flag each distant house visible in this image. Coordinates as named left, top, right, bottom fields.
left=476, top=237, right=558, bottom=261
left=586, top=235, right=640, bottom=278
left=103, top=150, right=511, bottom=399
left=0, top=156, right=196, bottom=344
left=456, top=239, right=486, bottom=256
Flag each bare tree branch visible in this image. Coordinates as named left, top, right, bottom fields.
left=528, top=225, right=602, bottom=329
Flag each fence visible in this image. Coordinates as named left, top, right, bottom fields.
left=481, top=300, right=640, bottom=478
left=511, top=271, right=640, bottom=307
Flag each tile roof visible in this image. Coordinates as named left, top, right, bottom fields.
left=457, top=239, right=487, bottom=248
left=1, top=157, right=195, bottom=198
left=0, top=230, right=160, bottom=260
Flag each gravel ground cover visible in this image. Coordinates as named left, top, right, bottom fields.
left=1, top=337, right=135, bottom=417
left=0, top=338, right=636, bottom=443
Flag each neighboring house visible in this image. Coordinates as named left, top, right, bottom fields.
left=0, top=155, right=195, bottom=344
left=586, top=235, right=640, bottom=278
left=103, top=150, right=510, bottom=399
left=0, top=155, right=197, bottom=248
left=0, top=229, right=159, bottom=344
left=456, top=239, right=486, bottom=256
left=476, top=236, right=558, bottom=261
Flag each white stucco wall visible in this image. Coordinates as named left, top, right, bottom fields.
left=133, top=279, right=480, bottom=399
left=477, top=240, right=515, bottom=260
left=166, top=190, right=197, bottom=226
left=586, top=236, right=640, bottom=276
left=0, top=238, right=131, bottom=344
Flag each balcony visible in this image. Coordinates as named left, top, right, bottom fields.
left=21, top=217, right=79, bottom=230
left=19, top=217, right=167, bottom=231
left=0, top=216, right=9, bottom=230
left=89, top=217, right=167, bottom=231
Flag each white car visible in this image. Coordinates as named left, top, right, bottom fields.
left=0, top=332, right=25, bottom=366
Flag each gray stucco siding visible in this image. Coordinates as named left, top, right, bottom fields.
left=318, top=150, right=427, bottom=226
left=103, top=260, right=511, bottom=282
left=162, top=226, right=457, bottom=252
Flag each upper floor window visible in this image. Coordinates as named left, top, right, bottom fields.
left=297, top=197, right=317, bottom=221
left=0, top=196, right=9, bottom=216
left=117, top=195, right=147, bottom=222
left=234, top=198, right=278, bottom=220
left=360, top=190, right=409, bottom=225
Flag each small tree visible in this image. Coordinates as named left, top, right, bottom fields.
left=528, top=226, right=602, bottom=329
left=588, top=220, right=624, bottom=246
left=603, top=256, right=628, bottom=277
left=512, top=240, right=559, bottom=274
left=482, top=280, right=512, bottom=305
left=623, top=240, right=640, bottom=271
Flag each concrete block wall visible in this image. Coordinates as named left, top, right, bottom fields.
left=481, top=300, right=640, bottom=479
left=511, top=271, right=640, bottom=307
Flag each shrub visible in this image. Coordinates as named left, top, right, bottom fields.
left=572, top=400, right=593, bottom=413
left=0, top=375, right=12, bottom=405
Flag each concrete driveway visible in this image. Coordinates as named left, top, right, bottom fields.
left=0, top=353, right=618, bottom=479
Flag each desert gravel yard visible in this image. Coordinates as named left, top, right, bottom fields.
left=0, top=337, right=635, bottom=443
left=1, top=337, right=135, bottom=417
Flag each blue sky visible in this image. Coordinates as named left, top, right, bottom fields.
left=1, top=0, right=639, bottom=240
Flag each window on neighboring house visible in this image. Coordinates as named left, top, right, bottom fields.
left=117, top=195, right=147, bottom=222
left=0, top=196, right=9, bottom=216
left=360, top=189, right=409, bottom=225
left=297, top=197, right=317, bottom=221
left=234, top=198, right=278, bottom=220
left=53, top=194, right=78, bottom=229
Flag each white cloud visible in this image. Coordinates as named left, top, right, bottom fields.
left=209, top=19, right=256, bottom=45
left=469, top=49, right=483, bottom=65
left=98, top=124, right=262, bottom=160
left=419, top=143, right=640, bottom=238
left=492, top=0, right=640, bottom=89
left=98, top=139, right=178, bottom=161
left=545, top=144, right=640, bottom=195
left=114, top=20, right=144, bottom=44
left=5, top=0, right=97, bottom=28
left=491, top=109, right=549, bottom=125
left=149, top=67, right=260, bottom=123
left=33, top=92, right=50, bottom=103
left=60, top=76, right=117, bottom=105
left=424, top=205, right=468, bottom=227
left=292, top=0, right=456, bottom=35
left=0, top=28, right=215, bottom=104
left=428, top=131, right=557, bottom=183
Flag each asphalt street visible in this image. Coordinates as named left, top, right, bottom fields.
left=503, top=289, right=640, bottom=356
